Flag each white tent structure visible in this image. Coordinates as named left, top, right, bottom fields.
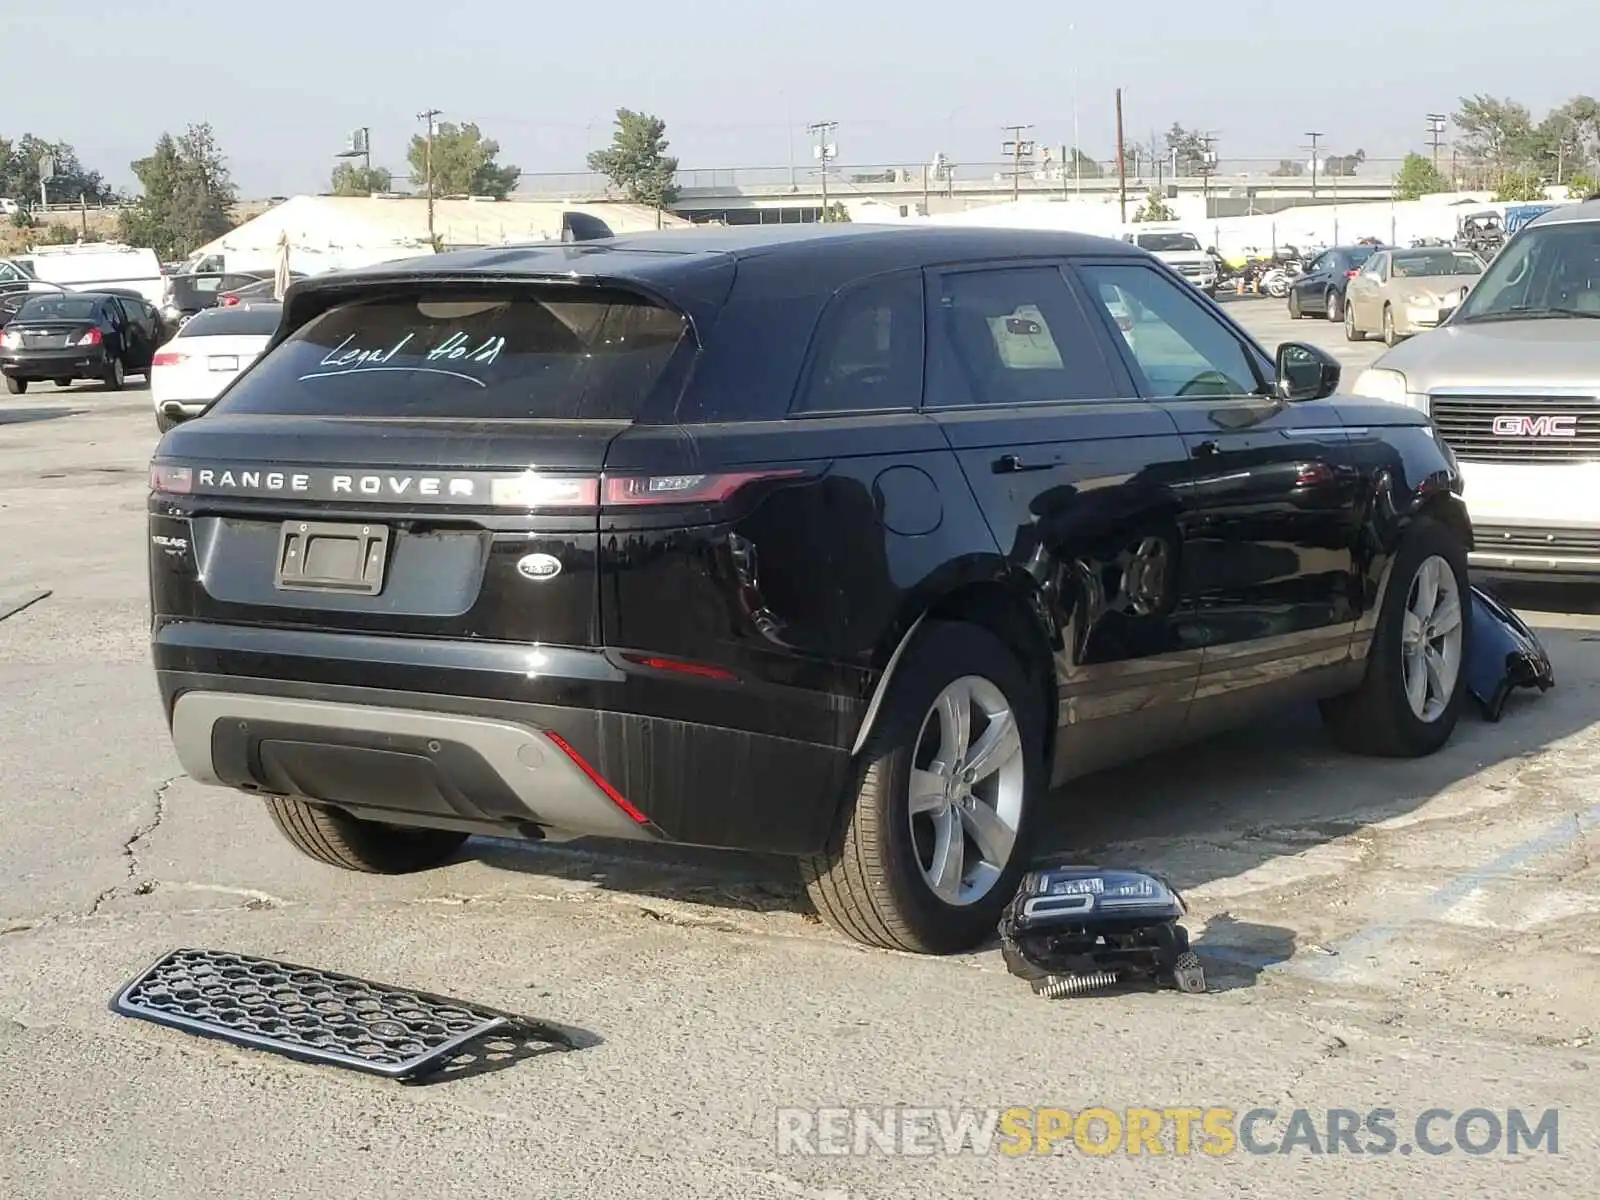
left=186, top=195, right=693, bottom=277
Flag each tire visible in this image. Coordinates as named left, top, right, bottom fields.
left=1288, top=290, right=1303, bottom=319
left=801, top=620, right=1046, bottom=954
left=1345, top=299, right=1367, bottom=341
left=265, top=795, right=468, bottom=873
left=1320, top=517, right=1471, bottom=758
left=102, top=357, right=125, bottom=391
left=4, top=377, right=24, bottom=395
left=1382, top=305, right=1399, bottom=347
left=53, top=377, right=71, bottom=387
left=1326, top=289, right=1344, bottom=322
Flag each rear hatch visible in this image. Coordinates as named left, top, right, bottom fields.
left=149, top=278, right=706, bottom=648
left=2, top=319, right=98, bottom=351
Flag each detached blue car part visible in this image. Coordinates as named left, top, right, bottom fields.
left=999, top=866, right=1205, bottom=997
left=1466, top=585, right=1555, bottom=722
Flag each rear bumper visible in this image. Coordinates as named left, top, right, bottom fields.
left=154, top=623, right=858, bottom=856
left=0, top=348, right=109, bottom=379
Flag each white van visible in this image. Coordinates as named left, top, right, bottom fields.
left=21, top=243, right=165, bottom=306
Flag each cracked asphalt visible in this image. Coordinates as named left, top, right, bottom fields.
left=2, top=303, right=1598, bottom=1199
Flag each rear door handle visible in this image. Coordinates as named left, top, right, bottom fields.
left=993, top=454, right=1054, bottom=474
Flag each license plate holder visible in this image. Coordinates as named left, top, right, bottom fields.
left=208, top=354, right=239, bottom=371
left=275, top=520, right=390, bottom=595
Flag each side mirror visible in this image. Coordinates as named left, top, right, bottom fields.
left=1275, top=341, right=1340, bottom=402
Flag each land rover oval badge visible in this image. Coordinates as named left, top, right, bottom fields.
left=517, top=553, right=562, bottom=581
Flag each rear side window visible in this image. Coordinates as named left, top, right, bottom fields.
left=210, top=288, right=689, bottom=420
left=793, top=272, right=923, bottom=413
left=180, top=305, right=283, bottom=337
left=925, top=266, right=1119, bottom=407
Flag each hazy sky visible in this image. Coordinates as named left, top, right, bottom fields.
left=2, top=0, right=1595, bottom=196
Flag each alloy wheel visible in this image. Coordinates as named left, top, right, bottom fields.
left=1401, top=555, right=1464, bottom=723
left=907, top=675, right=1026, bottom=906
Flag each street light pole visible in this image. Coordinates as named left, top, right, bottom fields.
left=417, top=108, right=442, bottom=244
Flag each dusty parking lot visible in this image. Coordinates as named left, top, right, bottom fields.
left=1, top=300, right=1597, bottom=1198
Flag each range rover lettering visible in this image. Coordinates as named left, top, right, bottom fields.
left=149, top=225, right=1473, bottom=954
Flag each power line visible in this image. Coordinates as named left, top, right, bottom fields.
left=1001, top=123, right=1035, bottom=202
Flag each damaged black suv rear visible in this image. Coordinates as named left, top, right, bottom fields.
left=150, top=225, right=1472, bottom=954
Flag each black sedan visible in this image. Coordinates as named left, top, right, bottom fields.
left=1287, top=244, right=1380, bottom=321
left=0, top=291, right=161, bottom=393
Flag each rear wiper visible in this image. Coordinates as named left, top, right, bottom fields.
left=1456, top=305, right=1600, bottom=323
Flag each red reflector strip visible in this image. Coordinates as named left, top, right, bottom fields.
left=602, top=470, right=803, bottom=506
left=543, top=731, right=650, bottom=825
left=622, top=654, right=736, bottom=681
left=150, top=463, right=192, bottom=490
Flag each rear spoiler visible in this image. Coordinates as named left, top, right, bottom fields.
left=561, top=212, right=614, bottom=242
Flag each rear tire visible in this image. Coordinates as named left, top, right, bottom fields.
left=1383, top=305, right=1400, bottom=347
left=102, top=357, right=125, bottom=391
left=53, top=377, right=71, bottom=387
left=4, top=377, right=25, bottom=395
left=1288, top=290, right=1303, bottom=319
left=266, top=796, right=468, bottom=873
left=1345, top=300, right=1367, bottom=341
left=801, top=620, right=1045, bottom=954
left=1320, top=517, right=1470, bottom=758
left=1326, top=289, right=1344, bottom=322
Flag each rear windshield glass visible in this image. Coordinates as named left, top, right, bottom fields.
left=211, top=288, right=688, bottom=419
left=1136, top=233, right=1202, bottom=253
left=16, top=295, right=99, bottom=321
left=180, top=305, right=282, bottom=337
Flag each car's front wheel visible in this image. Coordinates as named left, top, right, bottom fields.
left=266, top=795, right=469, bottom=873
left=1345, top=300, right=1367, bottom=341
left=802, top=620, right=1044, bottom=954
left=1326, top=289, right=1345, bottom=322
left=1320, top=516, right=1470, bottom=757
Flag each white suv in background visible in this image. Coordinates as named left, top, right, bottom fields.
left=1120, top=227, right=1220, bottom=295
left=1351, top=199, right=1600, bottom=578
left=150, top=302, right=280, bottom=432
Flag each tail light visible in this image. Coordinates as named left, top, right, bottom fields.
left=0, top=330, right=18, bottom=349
left=602, top=470, right=804, bottom=506
left=1346, top=269, right=1359, bottom=278
left=74, top=328, right=102, bottom=346
left=220, top=295, right=240, bottom=307
left=150, top=464, right=193, bottom=493
left=152, top=351, right=184, bottom=368
left=488, top=469, right=804, bottom=510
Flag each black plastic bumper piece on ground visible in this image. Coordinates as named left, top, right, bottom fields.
left=112, top=948, right=578, bottom=1080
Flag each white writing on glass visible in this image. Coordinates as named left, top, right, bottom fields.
left=304, top=330, right=506, bottom=387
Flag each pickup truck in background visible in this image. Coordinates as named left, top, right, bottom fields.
left=1119, top=227, right=1220, bottom=295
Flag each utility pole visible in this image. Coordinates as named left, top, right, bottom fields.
left=1115, top=88, right=1128, bottom=224
left=1304, top=131, right=1323, bottom=199
left=1001, top=123, right=1035, bottom=203
left=417, top=108, right=442, bottom=244
left=807, top=120, right=838, bottom=219
left=1199, top=132, right=1219, bottom=217
left=1426, top=114, right=1448, bottom=173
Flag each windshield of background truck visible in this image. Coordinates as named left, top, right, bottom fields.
left=1453, top=221, right=1600, bottom=320
left=1136, top=233, right=1202, bottom=253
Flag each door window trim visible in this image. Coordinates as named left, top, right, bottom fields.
left=919, top=258, right=1134, bottom=412
left=786, top=267, right=926, bottom=419
left=1067, top=258, right=1274, bottom=402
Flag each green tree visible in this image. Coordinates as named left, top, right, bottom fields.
left=1565, top=170, right=1600, bottom=198
left=1163, top=124, right=1209, bottom=175
left=1493, top=170, right=1548, bottom=202
left=1133, top=190, right=1176, bottom=222
left=0, top=135, right=114, bottom=208
left=586, top=109, right=680, bottom=212
left=330, top=162, right=394, bottom=196
left=117, top=124, right=239, bottom=260
left=1453, top=95, right=1537, bottom=185
left=407, top=122, right=519, bottom=198
left=1064, top=148, right=1103, bottom=180
left=820, top=200, right=851, bottom=223
left=1393, top=153, right=1450, bottom=200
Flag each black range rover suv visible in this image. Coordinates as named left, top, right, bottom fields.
left=149, top=225, right=1472, bottom=954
